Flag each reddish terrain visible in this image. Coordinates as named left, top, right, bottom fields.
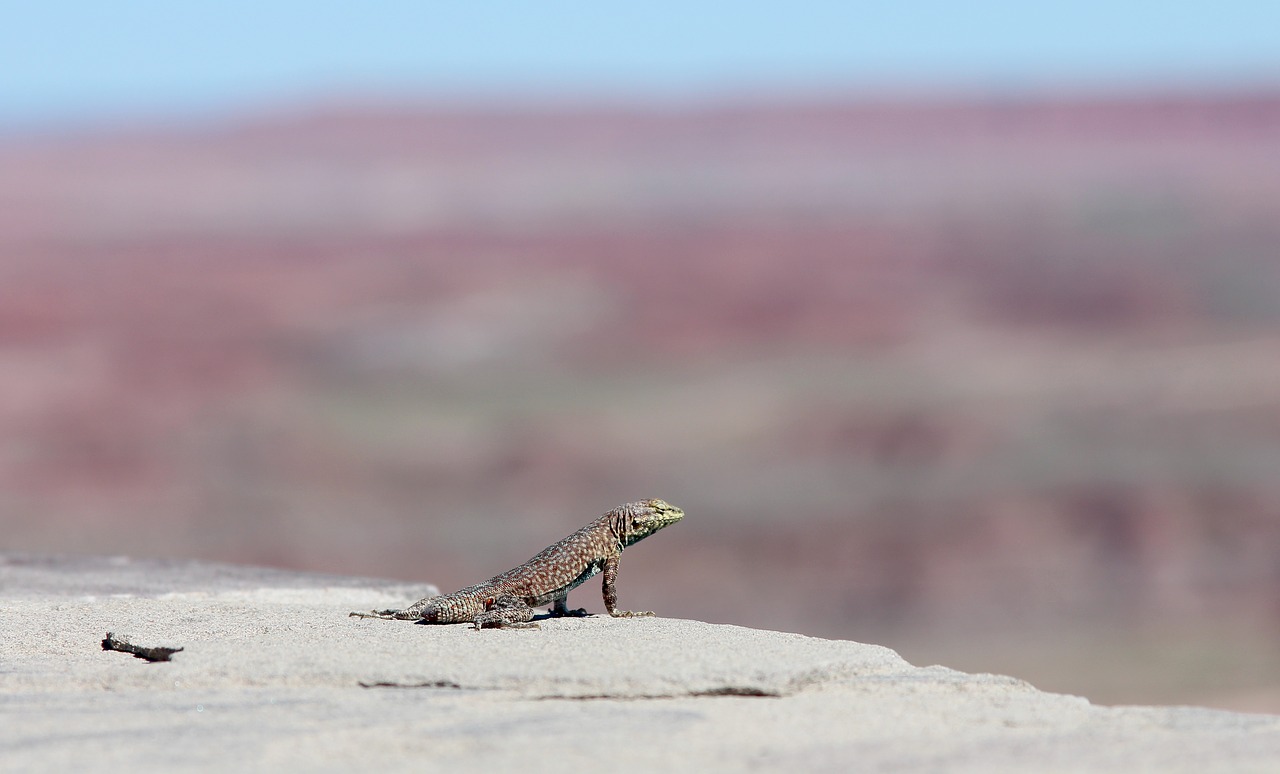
left=2, top=93, right=1280, bottom=709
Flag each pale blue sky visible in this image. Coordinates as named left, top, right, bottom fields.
left=3, top=2, right=1279, bottom=126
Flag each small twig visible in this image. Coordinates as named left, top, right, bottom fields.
left=102, top=632, right=184, bottom=663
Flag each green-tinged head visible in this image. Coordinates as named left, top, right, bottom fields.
left=611, top=498, right=684, bottom=547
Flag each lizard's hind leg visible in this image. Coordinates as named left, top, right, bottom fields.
left=473, top=595, right=540, bottom=630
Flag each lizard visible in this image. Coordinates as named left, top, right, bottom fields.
left=349, top=498, right=684, bottom=629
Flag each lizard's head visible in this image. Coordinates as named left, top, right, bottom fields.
left=611, top=498, right=684, bottom=547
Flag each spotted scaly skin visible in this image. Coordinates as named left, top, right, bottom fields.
left=350, top=499, right=684, bottom=629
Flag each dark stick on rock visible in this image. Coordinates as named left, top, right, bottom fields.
left=102, top=632, right=183, bottom=663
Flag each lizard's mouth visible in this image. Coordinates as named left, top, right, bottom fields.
left=642, top=498, right=684, bottom=527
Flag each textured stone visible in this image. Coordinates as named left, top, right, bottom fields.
left=2, top=553, right=1278, bottom=772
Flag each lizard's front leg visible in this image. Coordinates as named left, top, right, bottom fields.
left=550, top=597, right=590, bottom=618
left=602, top=555, right=653, bottom=618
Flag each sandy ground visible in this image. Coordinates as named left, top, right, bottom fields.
left=2, top=553, right=1279, bottom=772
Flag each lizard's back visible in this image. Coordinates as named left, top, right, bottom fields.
left=481, top=516, right=617, bottom=605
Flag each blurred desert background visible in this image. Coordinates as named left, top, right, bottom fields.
left=3, top=4, right=1279, bottom=713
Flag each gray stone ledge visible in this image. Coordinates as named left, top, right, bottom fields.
left=2, top=553, right=1277, bottom=772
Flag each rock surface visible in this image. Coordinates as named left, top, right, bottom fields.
left=2, top=553, right=1278, bottom=772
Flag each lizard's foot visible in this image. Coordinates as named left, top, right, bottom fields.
left=472, top=619, right=541, bottom=630
left=608, top=610, right=655, bottom=618
left=472, top=595, right=538, bottom=630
